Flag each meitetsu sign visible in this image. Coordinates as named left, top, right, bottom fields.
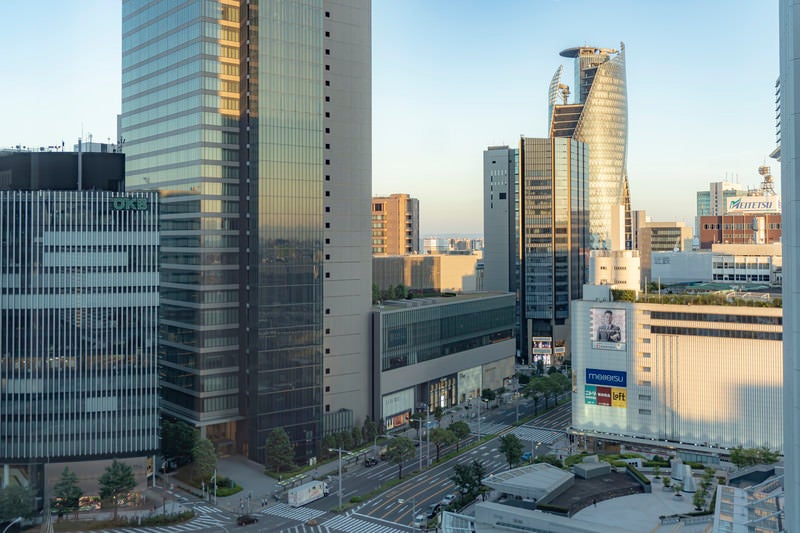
left=112, top=197, right=148, bottom=211
left=586, top=368, right=627, bottom=387
left=726, top=195, right=781, bottom=214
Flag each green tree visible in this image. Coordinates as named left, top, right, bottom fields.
left=264, top=428, right=295, bottom=473
left=98, top=460, right=136, bottom=521
left=321, top=435, right=337, bottom=459
left=192, top=438, right=217, bottom=481
left=693, top=489, right=706, bottom=511
left=498, top=434, right=524, bottom=469
left=429, top=428, right=456, bottom=462
left=351, top=427, right=362, bottom=449
left=451, top=463, right=476, bottom=496
left=448, top=421, right=471, bottom=452
left=516, top=373, right=530, bottom=386
left=362, top=417, right=377, bottom=445
left=0, top=484, right=36, bottom=524
left=53, top=467, right=83, bottom=520
left=481, top=388, right=496, bottom=405
left=385, top=437, right=416, bottom=479
left=372, top=283, right=381, bottom=304
left=161, top=419, right=198, bottom=467
left=340, top=430, right=354, bottom=451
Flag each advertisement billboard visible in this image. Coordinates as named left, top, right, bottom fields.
left=591, top=308, right=626, bottom=351
left=531, top=337, right=552, bottom=354
left=726, top=195, right=781, bottom=214
left=584, top=384, right=627, bottom=408
left=586, top=368, right=627, bottom=387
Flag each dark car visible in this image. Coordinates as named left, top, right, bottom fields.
left=237, top=515, right=259, bottom=526
left=427, top=503, right=441, bottom=518
left=364, top=456, right=378, bottom=467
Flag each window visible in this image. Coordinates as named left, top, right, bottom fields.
left=325, top=254, right=330, bottom=260
left=642, top=352, right=651, bottom=358
left=638, top=380, right=651, bottom=387
left=325, top=238, right=330, bottom=244
left=325, top=96, right=330, bottom=102
left=325, top=206, right=331, bottom=212
left=325, top=404, right=330, bottom=412
left=641, top=366, right=651, bottom=373
left=325, top=112, right=330, bottom=117
left=638, top=409, right=652, bottom=415
left=325, top=308, right=330, bottom=315
left=325, top=31, right=330, bottom=37
left=325, top=272, right=330, bottom=278
left=325, top=127, right=330, bottom=133
left=325, top=81, right=330, bottom=87
left=325, top=175, right=331, bottom=181
left=325, top=348, right=330, bottom=354
left=325, top=143, right=330, bottom=149
left=499, top=192, right=507, bottom=199
left=638, top=394, right=651, bottom=401
left=325, top=368, right=331, bottom=374
left=325, top=159, right=330, bottom=165
left=325, top=386, right=330, bottom=392
left=325, top=222, right=330, bottom=228
left=325, top=65, right=330, bottom=71
left=325, top=49, right=330, bottom=55
left=325, top=328, right=330, bottom=334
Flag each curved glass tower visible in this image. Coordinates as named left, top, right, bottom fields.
left=550, top=44, right=631, bottom=250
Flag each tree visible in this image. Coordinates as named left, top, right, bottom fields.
left=98, top=460, right=136, bottom=521
left=53, top=467, right=83, bottom=520
left=451, top=460, right=486, bottom=499
left=433, top=406, right=444, bottom=424
left=481, top=388, right=496, bottom=405
left=192, top=438, right=217, bottom=481
left=372, top=283, right=381, bottom=304
left=385, top=437, right=416, bottom=479
left=693, top=489, right=706, bottom=511
left=498, top=434, right=524, bottom=469
left=429, top=428, right=456, bottom=462
left=321, top=435, right=337, bottom=459
left=161, top=419, right=198, bottom=467
left=362, top=417, right=377, bottom=445
left=0, top=484, right=36, bottom=524
left=351, top=427, right=362, bottom=449
left=448, top=421, right=471, bottom=452
left=264, top=428, right=295, bottom=474
left=340, top=430, right=354, bottom=451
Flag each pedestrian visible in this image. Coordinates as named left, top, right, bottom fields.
left=593, top=498, right=597, bottom=507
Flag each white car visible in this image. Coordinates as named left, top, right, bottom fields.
left=412, top=513, right=427, bottom=528
left=441, top=493, right=456, bottom=506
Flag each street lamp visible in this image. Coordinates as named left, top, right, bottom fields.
left=2, top=517, right=22, bottom=533
left=328, top=448, right=344, bottom=511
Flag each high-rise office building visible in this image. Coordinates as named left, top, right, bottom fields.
left=482, top=146, right=518, bottom=294
left=0, top=150, right=159, bottom=496
left=121, top=0, right=371, bottom=463
left=780, top=0, right=799, bottom=526
left=518, top=137, right=588, bottom=363
left=549, top=44, right=632, bottom=251
left=371, top=193, right=419, bottom=255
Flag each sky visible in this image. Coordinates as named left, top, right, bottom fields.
left=0, top=1, right=780, bottom=237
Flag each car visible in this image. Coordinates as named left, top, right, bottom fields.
left=521, top=451, right=532, bottom=462
left=441, top=493, right=456, bottom=506
left=412, top=513, right=427, bottom=528
left=427, top=503, right=441, bottom=518
left=364, top=456, right=378, bottom=467
left=236, top=515, right=259, bottom=526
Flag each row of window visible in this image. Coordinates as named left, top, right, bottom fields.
left=650, top=325, right=781, bottom=340
left=649, top=311, right=781, bottom=325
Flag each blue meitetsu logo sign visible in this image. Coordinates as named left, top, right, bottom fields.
left=586, top=368, right=627, bottom=387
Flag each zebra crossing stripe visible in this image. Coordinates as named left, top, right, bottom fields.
left=262, top=502, right=327, bottom=521
left=321, top=514, right=407, bottom=533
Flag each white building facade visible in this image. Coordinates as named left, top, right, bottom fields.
left=572, top=296, right=783, bottom=451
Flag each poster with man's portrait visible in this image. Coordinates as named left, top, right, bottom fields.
left=591, top=308, right=626, bottom=351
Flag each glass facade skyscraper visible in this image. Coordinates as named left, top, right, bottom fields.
left=519, top=137, right=588, bottom=361
left=550, top=44, right=631, bottom=251
left=122, top=0, right=371, bottom=463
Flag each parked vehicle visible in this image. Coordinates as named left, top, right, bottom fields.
left=521, top=451, right=532, bottom=462
left=236, top=515, right=258, bottom=526
left=412, top=513, right=427, bottom=528
left=288, top=480, right=329, bottom=507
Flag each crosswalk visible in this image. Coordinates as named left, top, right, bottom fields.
left=469, top=420, right=508, bottom=436
left=76, top=513, right=230, bottom=533
left=262, top=502, right=327, bottom=522
left=512, top=425, right=563, bottom=444
left=278, top=511, right=411, bottom=533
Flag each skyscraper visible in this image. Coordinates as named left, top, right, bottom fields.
left=371, top=193, right=420, bottom=255
left=0, top=150, right=159, bottom=495
left=121, top=0, right=371, bottom=463
left=482, top=146, right=518, bottom=294
left=550, top=44, right=632, bottom=251
left=780, top=0, right=799, bottom=526
left=518, top=137, right=588, bottom=363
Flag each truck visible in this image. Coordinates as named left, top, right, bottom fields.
left=287, top=480, right=329, bottom=507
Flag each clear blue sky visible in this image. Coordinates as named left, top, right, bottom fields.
left=0, top=1, right=779, bottom=236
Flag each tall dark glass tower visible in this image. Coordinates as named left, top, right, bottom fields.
left=549, top=44, right=632, bottom=251
left=121, top=0, right=372, bottom=463
left=518, top=137, right=588, bottom=363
